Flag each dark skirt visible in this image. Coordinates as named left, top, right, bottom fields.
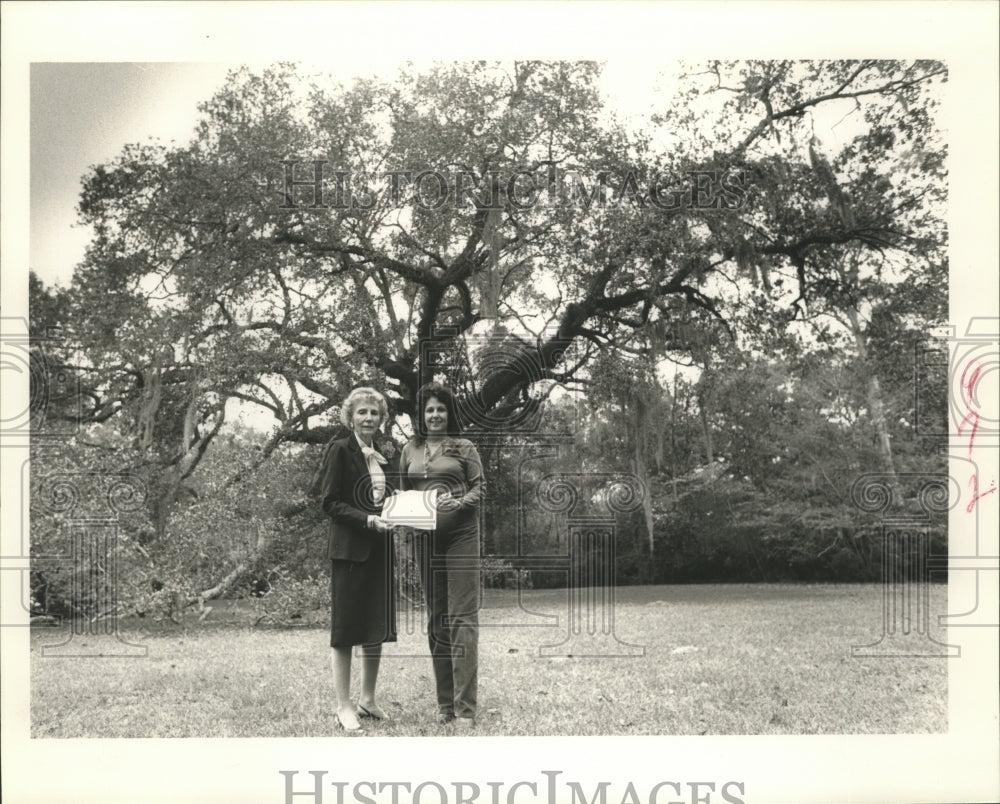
left=330, top=535, right=397, bottom=647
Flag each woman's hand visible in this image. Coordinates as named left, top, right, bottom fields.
left=436, top=491, right=461, bottom=512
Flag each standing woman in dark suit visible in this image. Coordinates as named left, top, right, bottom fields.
left=398, top=383, right=484, bottom=728
left=317, top=386, right=396, bottom=732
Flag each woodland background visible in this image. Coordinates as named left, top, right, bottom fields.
left=27, top=60, right=949, bottom=624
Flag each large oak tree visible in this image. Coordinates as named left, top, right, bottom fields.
left=35, top=59, right=946, bottom=541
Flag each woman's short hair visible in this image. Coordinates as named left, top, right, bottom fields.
left=340, top=386, right=389, bottom=430
left=415, top=382, right=461, bottom=440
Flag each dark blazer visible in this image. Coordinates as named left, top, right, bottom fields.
left=317, top=435, right=394, bottom=563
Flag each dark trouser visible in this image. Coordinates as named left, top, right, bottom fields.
left=419, top=528, right=480, bottom=719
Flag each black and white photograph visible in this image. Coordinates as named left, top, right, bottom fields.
left=2, top=2, right=998, bottom=803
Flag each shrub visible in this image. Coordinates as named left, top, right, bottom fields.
left=481, top=555, right=532, bottom=590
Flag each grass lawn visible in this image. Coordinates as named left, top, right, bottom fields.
left=30, top=583, right=948, bottom=738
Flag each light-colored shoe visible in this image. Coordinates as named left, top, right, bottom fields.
left=336, top=708, right=364, bottom=733
left=454, top=716, right=475, bottom=730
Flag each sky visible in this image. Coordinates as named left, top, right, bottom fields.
left=25, top=59, right=690, bottom=431
left=29, top=57, right=873, bottom=292
left=29, top=59, right=682, bottom=288
left=24, top=57, right=914, bottom=433
left=30, top=62, right=233, bottom=285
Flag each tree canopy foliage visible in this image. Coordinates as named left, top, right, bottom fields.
left=30, top=59, right=948, bottom=617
